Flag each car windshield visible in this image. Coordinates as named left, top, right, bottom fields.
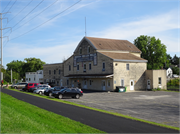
left=60, top=88, right=66, bottom=92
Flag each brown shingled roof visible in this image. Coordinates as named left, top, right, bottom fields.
left=100, top=52, right=147, bottom=62
left=86, top=37, right=141, bottom=52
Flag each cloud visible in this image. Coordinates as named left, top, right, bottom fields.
left=93, top=9, right=179, bottom=53
left=4, top=41, right=78, bottom=64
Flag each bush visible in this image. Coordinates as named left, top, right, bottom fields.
left=167, top=78, right=180, bottom=86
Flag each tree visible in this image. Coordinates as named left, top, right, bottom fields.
left=134, top=35, right=167, bottom=70
left=171, top=54, right=179, bottom=66
left=6, top=58, right=46, bottom=80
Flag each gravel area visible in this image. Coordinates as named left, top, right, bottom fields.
left=64, top=91, right=180, bottom=128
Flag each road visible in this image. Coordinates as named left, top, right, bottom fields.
left=1, top=88, right=179, bottom=133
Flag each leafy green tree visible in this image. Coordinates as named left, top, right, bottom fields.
left=134, top=35, right=167, bottom=70
left=171, top=54, right=179, bottom=65
left=172, top=66, right=179, bottom=75
left=6, top=58, right=46, bottom=80
left=164, top=54, right=172, bottom=68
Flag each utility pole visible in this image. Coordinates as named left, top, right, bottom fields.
left=0, top=12, right=11, bottom=82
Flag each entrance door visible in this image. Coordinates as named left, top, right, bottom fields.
left=130, top=80, right=134, bottom=91
left=102, top=80, right=106, bottom=90
left=147, top=80, right=151, bottom=89
left=83, top=80, right=87, bottom=89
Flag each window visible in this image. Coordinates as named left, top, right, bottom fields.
left=126, top=64, right=129, bottom=70
left=69, top=65, right=71, bottom=71
left=84, top=64, right=86, bottom=72
left=54, top=70, right=56, bottom=74
left=89, top=63, right=91, bottom=70
left=102, top=63, right=105, bottom=71
left=34, top=77, right=35, bottom=81
left=108, top=80, right=110, bottom=87
left=29, top=78, right=31, bottom=81
left=77, top=64, right=79, bottom=71
left=79, top=47, right=82, bottom=55
left=121, top=79, right=124, bottom=86
left=158, top=77, right=161, bottom=85
left=90, top=80, right=92, bottom=86
left=59, top=70, right=61, bottom=74
left=87, top=46, right=90, bottom=53
left=49, top=70, right=51, bottom=75
left=67, top=79, right=69, bottom=85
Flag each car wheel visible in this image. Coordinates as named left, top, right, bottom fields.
left=39, top=91, right=42, bottom=95
left=58, top=94, right=63, bottom=99
left=14, top=86, right=17, bottom=89
left=49, top=93, right=52, bottom=97
left=75, top=94, right=80, bottom=99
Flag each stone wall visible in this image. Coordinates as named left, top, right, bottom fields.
left=113, top=62, right=147, bottom=91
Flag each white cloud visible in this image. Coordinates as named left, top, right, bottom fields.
left=94, top=9, right=179, bottom=53
left=4, top=41, right=78, bottom=64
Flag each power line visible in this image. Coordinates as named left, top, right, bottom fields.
left=3, top=0, right=17, bottom=18
left=4, top=0, right=44, bottom=35
left=1, top=0, right=12, bottom=13
left=11, top=0, right=44, bottom=29
left=4, top=0, right=82, bottom=44
left=8, top=0, right=34, bottom=23
left=13, top=0, right=59, bottom=32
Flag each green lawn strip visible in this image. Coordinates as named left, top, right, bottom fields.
left=5, top=87, right=180, bottom=131
left=1, top=92, right=105, bottom=133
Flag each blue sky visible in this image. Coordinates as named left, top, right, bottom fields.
left=0, top=0, right=179, bottom=68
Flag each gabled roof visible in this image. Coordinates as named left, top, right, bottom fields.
left=74, top=36, right=141, bottom=53
left=86, top=37, right=141, bottom=53
left=100, top=52, right=148, bottom=63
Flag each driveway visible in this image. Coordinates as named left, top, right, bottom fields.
left=65, top=91, right=180, bottom=128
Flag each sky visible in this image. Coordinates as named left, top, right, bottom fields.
left=0, top=0, right=179, bottom=68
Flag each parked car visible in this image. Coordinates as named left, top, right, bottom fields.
left=29, top=84, right=51, bottom=92
left=44, top=86, right=64, bottom=97
left=33, top=87, right=50, bottom=95
left=11, top=82, right=28, bottom=89
left=23, top=83, right=41, bottom=91
left=52, top=88, right=83, bottom=99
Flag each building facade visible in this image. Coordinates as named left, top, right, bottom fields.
left=63, top=37, right=148, bottom=91
left=25, top=70, right=43, bottom=83
left=43, top=63, right=64, bottom=86
left=43, top=36, right=167, bottom=91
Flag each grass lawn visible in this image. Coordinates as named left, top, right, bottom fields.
left=1, top=92, right=105, bottom=133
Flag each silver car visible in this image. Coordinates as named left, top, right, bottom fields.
left=33, top=87, right=50, bottom=95
left=11, top=82, right=28, bottom=89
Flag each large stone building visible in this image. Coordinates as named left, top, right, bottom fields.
left=43, top=36, right=167, bottom=91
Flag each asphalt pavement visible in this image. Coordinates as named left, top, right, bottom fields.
left=1, top=88, right=179, bottom=133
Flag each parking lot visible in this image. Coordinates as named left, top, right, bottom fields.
left=65, top=91, right=179, bottom=128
